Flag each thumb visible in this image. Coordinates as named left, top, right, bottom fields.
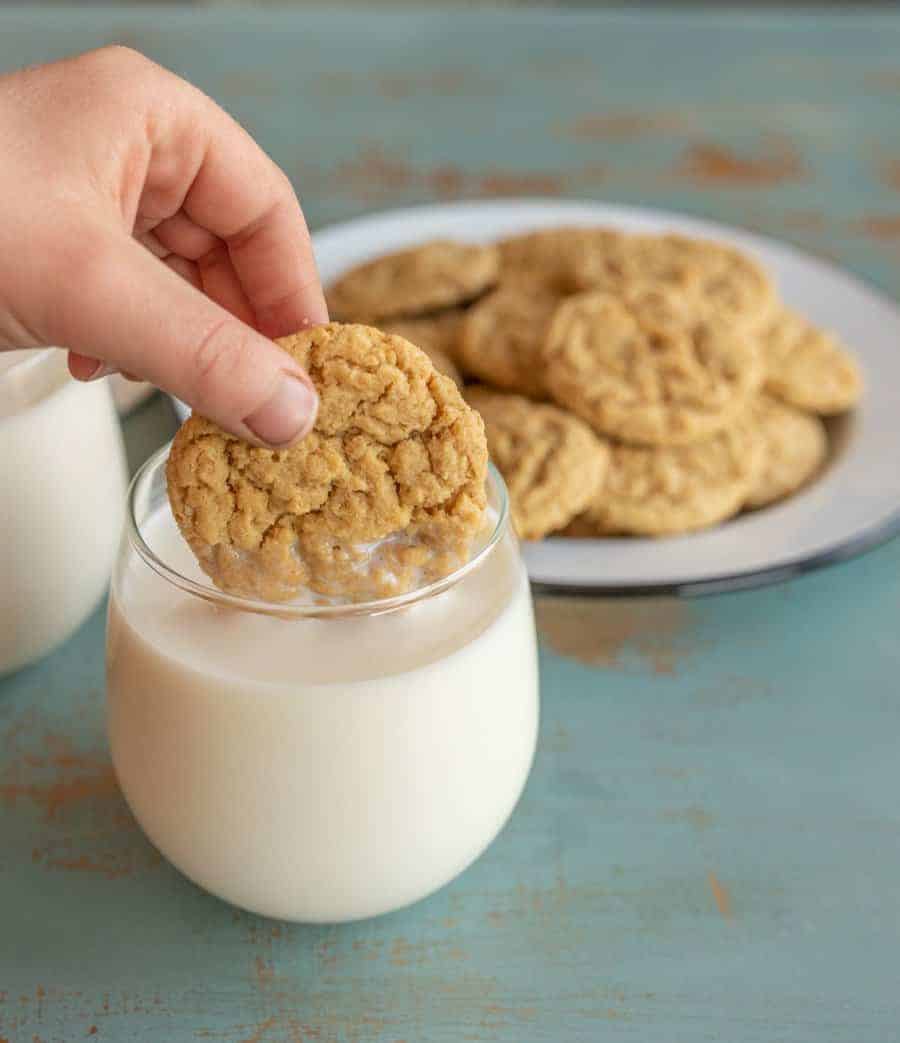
left=49, top=231, right=319, bottom=446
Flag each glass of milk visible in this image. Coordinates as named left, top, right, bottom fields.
left=107, top=447, right=539, bottom=923
left=0, top=350, right=128, bottom=676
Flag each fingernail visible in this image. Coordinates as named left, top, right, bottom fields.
left=82, top=360, right=112, bottom=381
left=245, top=373, right=318, bottom=446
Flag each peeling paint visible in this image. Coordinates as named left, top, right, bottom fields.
left=675, top=139, right=806, bottom=186
left=662, top=806, right=715, bottom=832
left=0, top=731, right=116, bottom=820
left=707, top=871, right=733, bottom=920
left=0, top=718, right=158, bottom=881
left=566, top=111, right=685, bottom=140
left=479, top=171, right=565, bottom=197
left=238, top=1016, right=278, bottom=1043
left=864, top=70, right=900, bottom=93
left=306, top=146, right=567, bottom=206
left=855, top=215, right=900, bottom=240
left=0, top=766, right=118, bottom=820
left=376, top=68, right=496, bottom=100
left=40, top=853, right=141, bottom=880
left=535, top=597, right=695, bottom=675
left=480, top=1003, right=539, bottom=1028
left=254, top=957, right=274, bottom=988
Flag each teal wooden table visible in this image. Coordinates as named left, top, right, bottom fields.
left=3, top=8, right=900, bottom=1041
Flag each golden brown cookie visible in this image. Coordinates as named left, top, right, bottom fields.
left=759, top=307, right=863, bottom=415
left=543, top=286, right=764, bottom=446
left=381, top=313, right=464, bottom=385
left=498, top=226, right=624, bottom=292
left=574, top=233, right=776, bottom=330
left=167, top=323, right=488, bottom=602
left=575, top=417, right=765, bottom=537
left=745, top=395, right=828, bottom=510
left=465, top=386, right=610, bottom=540
left=457, top=285, right=562, bottom=398
left=553, top=514, right=607, bottom=539
left=326, top=240, right=499, bottom=323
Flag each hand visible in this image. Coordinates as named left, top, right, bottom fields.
left=0, top=46, right=326, bottom=446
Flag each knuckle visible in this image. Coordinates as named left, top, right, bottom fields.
left=273, top=168, right=296, bottom=199
left=88, top=44, right=152, bottom=75
left=76, top=46, right=161, bottom=105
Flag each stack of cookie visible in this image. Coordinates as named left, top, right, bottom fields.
left=326, top=228, right=862, bottom=540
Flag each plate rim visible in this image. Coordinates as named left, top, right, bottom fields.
left=529, top=514, right=900, bottom=599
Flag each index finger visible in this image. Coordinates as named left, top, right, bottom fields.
left=149, top=82, right=328, bottom=338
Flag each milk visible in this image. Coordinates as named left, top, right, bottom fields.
left=107, top=503, right=539, bottom=922
left=1, top=351, right=128, bottom=675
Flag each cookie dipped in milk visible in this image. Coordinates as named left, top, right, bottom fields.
left=106, top=323, right=539, bottom=922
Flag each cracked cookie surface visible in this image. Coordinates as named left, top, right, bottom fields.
left=381, top=313, right=464, bottom=385
left=498, top=226, right=624, bottom=292
left=167, top=323, right=488, bottom=602
left=745, top=395, right=827, bottom=509
left=574, top=233, right=776, bottom=330
left=326, top=240, right=499, bottom=323
left=760, top=307, right=862, bottom=415
left=458, top=285, right=563, bottom=398
left=466, top=386, right=610, bottom=540
left=573, top=415, right=765, bottom=536
left=544, top=286, right=764, bottom=445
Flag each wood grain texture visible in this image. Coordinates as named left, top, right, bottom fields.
left=2, top=7, right=900, bottom=1041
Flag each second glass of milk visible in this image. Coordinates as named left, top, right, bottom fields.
left=107, top=449, right=540, bottom=923
left=1, top=350, right=128, bottom=676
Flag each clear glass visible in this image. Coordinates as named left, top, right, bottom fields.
left=106, top=448, right=540, bottom=923
left=0, top=350, right=128, bottom=676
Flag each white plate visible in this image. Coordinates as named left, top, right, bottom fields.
left=179, top=199, right=900, bottom=596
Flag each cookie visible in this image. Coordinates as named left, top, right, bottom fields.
left=759, top=307, right=863, bottom=415
left=326, top=240, right=499, bottom=323
left=574, top=233, right=776, bottom=330
left=457, top=285, right=562, bottom=398
left=465, top=386, right=610, bottom=540
left=553, top=514, right=608, bottom=539
left=575, top=417, right=765, bottom=537
left=381, top=313, right=464, bottom=386
left=167, top=323, right=488, bottom=602
left=498, top=226, right=624, bottom=292
left=745, top=395, right=828, bottom=509
left=543, top=286, right=764, bottom=446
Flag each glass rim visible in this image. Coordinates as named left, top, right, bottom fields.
left=125, top=444, right=511, bottom=621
